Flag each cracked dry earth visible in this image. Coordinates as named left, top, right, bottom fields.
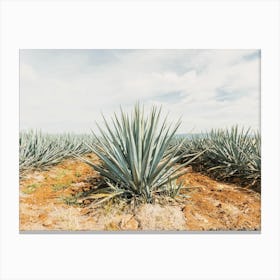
left=19, top=154, right=261, bottom=231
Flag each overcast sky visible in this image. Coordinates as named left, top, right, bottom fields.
left=20, top=49, right=260, bottom=134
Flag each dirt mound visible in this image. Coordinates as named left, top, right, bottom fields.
left=135, top=204, right=186, bottom=230
left=19, top=155, right=261, bottom=231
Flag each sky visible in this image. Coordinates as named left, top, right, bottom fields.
left=20, top=49, right=260, bottom=134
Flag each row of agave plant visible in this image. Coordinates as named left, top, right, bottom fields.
left=170, top=126, right=261, bottom=191
left=19, top=131, right=93, bottom=173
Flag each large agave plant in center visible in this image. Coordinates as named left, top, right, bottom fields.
left=82, top=103, right=201, bottom=202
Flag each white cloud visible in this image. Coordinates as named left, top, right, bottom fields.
left=20, top=49, right=260, bottom=133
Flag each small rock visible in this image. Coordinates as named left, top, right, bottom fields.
left=83, top=199, right=91, bottom=205
left=120, top=215, right=139, bottom=230
left=105, top=222, right=120, bottom=231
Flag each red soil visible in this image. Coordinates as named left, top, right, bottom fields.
left=19, top=154, right=261, bottom=231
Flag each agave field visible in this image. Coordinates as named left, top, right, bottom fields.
left=19, top=131, right=92, bottom=173
left=19, top=104, right=261, bottom=231
left=20, top=125, right=261, bottom=192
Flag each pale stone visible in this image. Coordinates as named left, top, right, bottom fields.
left=135, top=204, right=186, bottom=230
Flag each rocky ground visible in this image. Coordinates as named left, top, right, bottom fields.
left=19, top=154, right=261, bottom=231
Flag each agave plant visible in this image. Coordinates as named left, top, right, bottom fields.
left=19, top=130, right=92, bottom=173
left=200, top=126, right=260, bottom=188
left=81, top=104, right=203, bottom=202
left=241, top=130, right=261, bottom=184
left=204, top=126, right=256, bottom=177
left=168, top=126, right=261, bottom=190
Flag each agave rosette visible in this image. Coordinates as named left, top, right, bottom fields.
left=82, top=104, right=203, bottom=201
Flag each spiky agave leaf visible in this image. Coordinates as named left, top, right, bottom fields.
left=82, top=103, right=203, bottom=202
